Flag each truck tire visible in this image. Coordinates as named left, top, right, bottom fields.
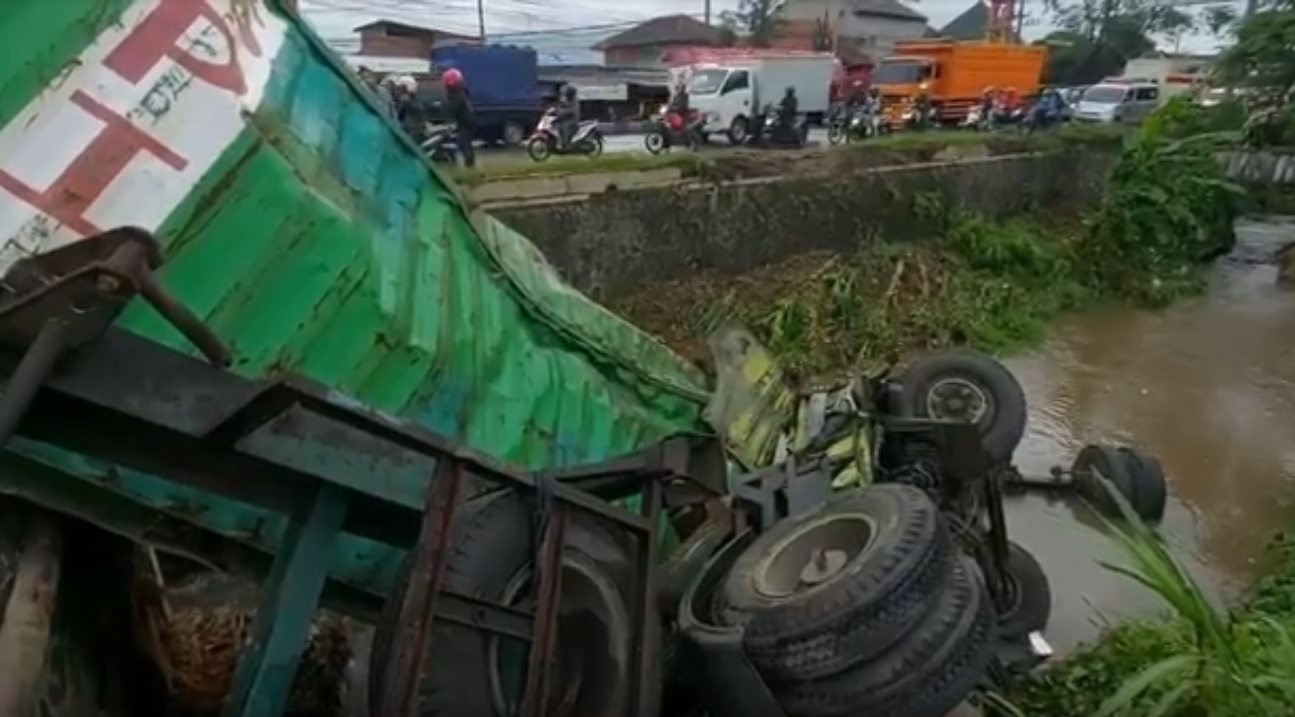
left=898, top=350, right=1028, bottom=465
left=719, top=485, right=951, bottom=682
left=501, top=121, right=526, bottom=147
left=774, top=556, right=996, bottom=717
left=369, top=490, right=659, bottom=717
left=727, top=117, right=749, bottom=146
left=996, top=542, right=1051, bottom=642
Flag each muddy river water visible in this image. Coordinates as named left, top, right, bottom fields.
left=1003, top=216, right=1295, bottom=653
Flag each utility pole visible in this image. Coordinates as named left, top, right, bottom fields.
left=705, top=0, right=712, bottom=25
left=477, top=0, right=486, bottom=39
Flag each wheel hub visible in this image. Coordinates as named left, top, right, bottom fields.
left=925, top=377, right=992, bottom=424
left=754, top=516, right=874, bottom=597
left=799, top=548, right=848, bottom=586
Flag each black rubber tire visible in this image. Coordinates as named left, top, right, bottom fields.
left=1119, top=447, right=1168, bottom=523
left=719, top=484, right=951, bottom=682
left=774, top=555, right=996, bottom=717
left=1072, top=443, right=1136, bottom=518
left=996, top=542, right=1052, bottom=642
left=658, top=518, right=733, bottom=618
left=898, top=350, right=1028, bottom=464
left=368, top=490, right=659, bottom=717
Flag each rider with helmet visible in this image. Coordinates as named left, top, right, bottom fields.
left=778, top=85, right=799, bottom=137
left=556, top=84, right=580, bottom=150
left=442, top=68, right=476, bottom=167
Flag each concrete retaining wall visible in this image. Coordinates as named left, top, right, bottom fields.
left=493, top=149, right=1118, bottom=299
left=1221, top=150, right=1295, bottom=185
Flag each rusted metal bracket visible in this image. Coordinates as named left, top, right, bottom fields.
left=0, top=227, right=229, bottom=447
left=0, top=226, right=228, bottom=365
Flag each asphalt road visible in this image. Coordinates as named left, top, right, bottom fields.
left=478, top=128, right=833, bottom=164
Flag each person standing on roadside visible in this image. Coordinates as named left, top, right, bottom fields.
left=443, top=68, right=477, bottom=168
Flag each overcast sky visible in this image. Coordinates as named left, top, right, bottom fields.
left=299, top=0, right=1239, bottom=54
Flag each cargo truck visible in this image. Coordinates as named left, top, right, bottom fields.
left=678, top=51, right=836, bottom=146
left=872, top=40, right=1047, bottom=124
left=429, top=44, right=544, bottom=146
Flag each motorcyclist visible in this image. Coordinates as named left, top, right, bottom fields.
left=1004, top=86, right=1021, bottom=115
left=556, top=84, right=580, bottom=150
left=980, top=86, right=997, bottom=116
left=778, top=85, right=799, bottom=138
left=911, top=82, right=932, bottom=125
left=443, top=68, right=476, bottom=168
left=1030, top=86, right=1064, bottom=129
left=668, top=78, right=690, bottom=115
left=866, top=86, right=882, bottom=112
left=845, top=80, right=869, bottom=110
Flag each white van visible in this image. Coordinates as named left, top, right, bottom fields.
left=685, top=55, right=835, bottom=145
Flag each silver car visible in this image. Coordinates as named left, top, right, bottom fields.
left=1071, top=82, right=1160, bottom=125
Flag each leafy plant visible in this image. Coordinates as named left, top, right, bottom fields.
left=1078, top=121, right=1242, bottom=305
left=1003, top=479, right=1295, bottom=717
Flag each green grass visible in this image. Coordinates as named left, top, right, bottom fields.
left=450, top=124, right=1130, bottom=184
left=996, top=484, right=1295, bottom=717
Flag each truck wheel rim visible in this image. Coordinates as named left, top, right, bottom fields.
left=924, top=377, right=993, bottom=426
left=646, top=133, right=665, bottom=152
left=753, top=515, right=875, bottom=598
left=488, top=559, right=624, bottom=717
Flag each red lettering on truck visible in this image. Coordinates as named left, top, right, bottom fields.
left=104, top=0, right=263, bottom=97
left=0, top=91, right=188, bottom=236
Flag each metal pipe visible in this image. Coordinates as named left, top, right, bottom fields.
left=0, top=319, right=66, bottom=447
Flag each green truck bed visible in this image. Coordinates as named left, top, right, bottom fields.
left=0, top=0, right=708, bottom=598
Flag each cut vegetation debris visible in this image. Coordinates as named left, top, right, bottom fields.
left=615, top=128, right=1238, bottom=378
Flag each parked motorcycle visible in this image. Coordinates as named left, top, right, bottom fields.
left=420, top=122, right=460, bottom=165
left=829, top=105, right=890, bottom=143
left=988, top=103, right=1028, bottom=130
left=526, top=108, right=604, bottom=162
left=644, top=109, right=701, bottom=154
left=1021, top=104, right=1065, bottom=134
left=960, top=105, right=990, bottom=131
left=900, top=102, right=934, bottom=131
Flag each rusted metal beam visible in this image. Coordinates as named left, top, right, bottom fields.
left=518, top=503, right=566, bottom=717
left=381, top=459, right=464, bottom=717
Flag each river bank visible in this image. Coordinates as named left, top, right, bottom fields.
left=994, top=216, right=1295, bottom=715
left=611, top=128, right=1234, bottom=374
left=608, top=123, right=1280, bottom=715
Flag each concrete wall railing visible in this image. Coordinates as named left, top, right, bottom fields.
left=493, top=150, right=1118, bottom=300
left=1220, top=150, right=1295, bottom=185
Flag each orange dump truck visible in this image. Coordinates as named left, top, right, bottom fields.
left=873, top=40, right=1047, bottom=123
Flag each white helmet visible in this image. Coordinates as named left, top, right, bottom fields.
left=383, top=74, right=417, bottom=92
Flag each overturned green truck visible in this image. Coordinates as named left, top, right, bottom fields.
left=0, top=3, right=1172, bottom=717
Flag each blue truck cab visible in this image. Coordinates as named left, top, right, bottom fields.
left=429, top=44, right=544, bottom=146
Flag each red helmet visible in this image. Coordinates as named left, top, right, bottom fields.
left=443, top=68, right=464, bottom=88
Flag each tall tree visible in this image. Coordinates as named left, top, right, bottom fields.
left=1214, top=0, right=1295, bottom=99
left=720, top=0, right=786, bottom=47
left=1038, top=0, right=1167, bottom=84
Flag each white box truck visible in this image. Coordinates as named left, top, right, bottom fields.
left=683, top=52, right=836, bottom=146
